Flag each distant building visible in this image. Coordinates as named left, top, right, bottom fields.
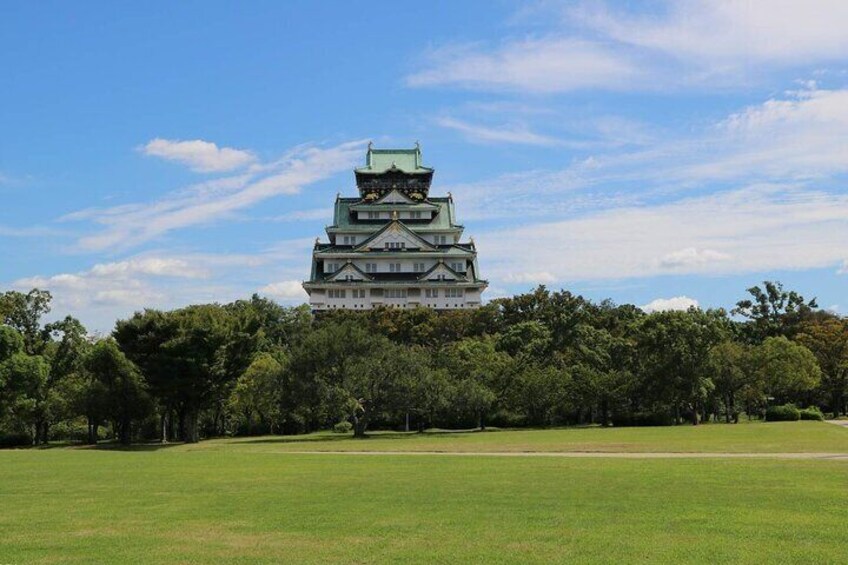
left=303, top=144, right=487, bottom=310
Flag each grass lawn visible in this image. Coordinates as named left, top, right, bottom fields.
left=1, top=423, right=846, bottom=563
left=192, top=420, right=848, bottom=454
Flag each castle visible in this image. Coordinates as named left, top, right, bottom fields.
left=303, top=144, right=487, bottom=310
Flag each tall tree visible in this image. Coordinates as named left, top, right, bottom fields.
left=795, top=319, right=848, bottom=417
left=706, top=341, right=753, bottom=423
left=751, top=336, right=821, bottom=406
left=0, top=289, right=52, bottom=354
left=228, top=353, right=285, bottom=435
left=84, top=340, right=151, bottom=445
left=733, top=281, right=817, bottom=341
left=635, top=309, right=729, bottom=425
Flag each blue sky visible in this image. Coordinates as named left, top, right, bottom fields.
left=2, top=1, right=847, bottom=331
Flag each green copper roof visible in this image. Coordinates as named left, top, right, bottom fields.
left=354, top=144, right=433, bottom=174
left=329, top=197, right=461, bottom=232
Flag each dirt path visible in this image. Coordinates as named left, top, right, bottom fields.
left=280, top=451, right=848, bottom=460
left=825, top=419, right=848, bottom=428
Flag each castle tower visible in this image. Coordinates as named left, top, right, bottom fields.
left=303, top=144, right=487, bottom=310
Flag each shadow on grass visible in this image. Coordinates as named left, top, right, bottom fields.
left=37, top=440, right=187, bottom=452
left=229, top=428, right=501, bottom=445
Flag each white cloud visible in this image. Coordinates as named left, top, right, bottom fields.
left=0, top=225, right=67, bottom=238
left=70, top=140, right=366, bottom=251
left=838, top=261, right=848, bottom=275
left=447, top=86, right=848, bottom=222
left=408, top=1, right=848, bottom=93
left=480, top=184, right=848, bottom=283
left=503, top=271, right=557, bottom=284
left=435, top=117, right=562, bottom=146
left=88, top=257, right=208, bottom=279
left=582, top=0, right=848, bottom=68
left=658, top=248, right=731, bottom=269
left=641, top=296, right=700, bottom=313
left=11, top=242, right=315, bottom=332
left=268, top=208, right=333, bottom=222
left=141, top=138, right=256, bottom=173
left=407, top=38, right=642, bottom=93
left=259, top=280, right=308, bottom=301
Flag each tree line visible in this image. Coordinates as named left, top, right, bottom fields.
left=1, top=281, right=846, bottom=446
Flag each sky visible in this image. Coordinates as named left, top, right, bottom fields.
left=1, top=0, right=847, bottom=332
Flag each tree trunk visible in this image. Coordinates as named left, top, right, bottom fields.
left=184, top=409, right=200, bottom=443
left=353, top=413, right=368, bottom=438
left=119, top=417, right=132, bottom=445
left=478, top=410, right=485, bottom=431
left=160, top=412, right=168, bottom=443
left=405, top=411, right=410, bottom=432
left=87, top=416, right=97, bottom=445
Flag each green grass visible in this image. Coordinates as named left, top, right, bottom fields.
left=1, top=423, right=847, bottom=563
left=188, top=420, right=848, bottom=454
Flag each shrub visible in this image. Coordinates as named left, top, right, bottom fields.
left=799, top=406, right=825, bottom=421
left=0, top=432, right=33, bottom=448
left=765, top=404, right=800, bottom=422
left=332, top=421, right=353, bottom=434
left=611, top=411, right=674, bottom=427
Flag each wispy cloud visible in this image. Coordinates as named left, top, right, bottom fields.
left=408, top=38, right=642, bottom=93
left=448, top=86, right=848, bottom=222
left=435, top=117, right=563, bottom=146
left=580, top=0, right=848, bottom=69
left=408, top=1, right=848, bottom=93
left=141, top=138, right=256, bottom=173
left=0, top=225, right=68, bottom=238
left=658, top=247, right=731, bottom=270
left=480, top=183, right=848, bottom=283
left=266, top=208, right=333, bottom=222
left=68, top=140, right=367, bottom=251
left=11, top=241, right=315, bottom=331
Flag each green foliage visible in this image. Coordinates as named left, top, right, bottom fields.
left=0, top=325, right=25, bottom=361
left=0, top=279, right=840, bottom=445
left=0, top=430, right=32, bottom=448
left=0, top=289, right=52, bottom=353
left=765, top=404, right=801, bottom=422
left=752, top=336, right=821, bottom=404
left=799, top=406, right=824, bottom=421
left=332, top=421, right=353, bottom=433
left=796, top=318, right=848, bottom=418
left=733, top=281, right=817, bottom=342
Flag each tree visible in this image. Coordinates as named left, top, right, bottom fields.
left=344, top=342, right=425, bottom=437
left=0, top=326, right=25, bottom=363
left=635, top=309, right=729, bottom=425
left=228, top=353, right=285, bottom=435
left=84, top=340, right=151, bottom=445
left=795, top=319, right=848, bottom=417
left=569, top=324, right=635, bottom=426
left=706, top=341, right=753, bottom=423
left=733, top=281, right=817, bottom=341
left=0, top=352, right=50, bottom=442
left=0, top=289, right=52, bottom=354
left=441, top=337, right=511, bottom=429
left=751, top=337, right=821, bottom=406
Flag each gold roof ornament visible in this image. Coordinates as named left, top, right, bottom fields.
left=391, top=210, right=399, bottom=221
